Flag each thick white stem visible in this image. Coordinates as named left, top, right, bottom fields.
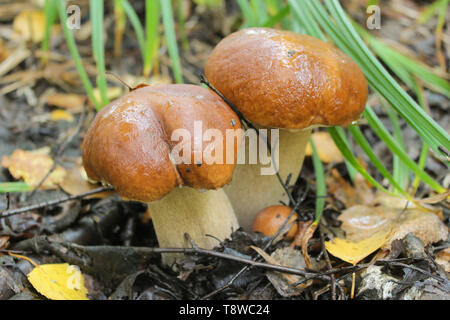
left=148, top=187, right=239, bottom=265
left=223, top=129, right=311, bottom=231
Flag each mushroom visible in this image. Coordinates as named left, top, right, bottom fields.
left=82, top=84, right=241, bottom=265
left=205, top=27, right=368, bottom=230
left=253, top=205, right=299, bottom=241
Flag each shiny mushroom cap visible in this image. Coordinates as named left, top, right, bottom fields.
left=205, top=28, right=368, bottom=130
left=82, top=84, right=241, bottom=202
left=252, top=205, right=299, bottom=240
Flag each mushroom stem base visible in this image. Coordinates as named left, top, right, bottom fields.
left=148, top=187, right=239, bottom=265
left=223, top=129, right=311, bottom=231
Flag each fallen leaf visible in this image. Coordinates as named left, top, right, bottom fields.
left=305, top=132, right=344, bottom=163
left=250, top=246, right=312, bottom=296
left=46, top=93, right=86, bottom=112
left=435, top=248, right=450, bottom=273
left=0, top=236, right=9, bottom=249
left=338, top=205, right=448, bottom=250
left=1, top=149, right=66, bottom=189
left=325, top=228, right=392, bottom=265
left=93, top=86, right=123, bottom=103
left=300, top=221, right=317, bottom=269
left=50, top=109, right=74, bottom=122
left=59, top=162, right=113, bottom=199
left=28, top=263, right=89, bottom=300
left=13, top=10, right=46, bottom=43
left=327, top=169, right=375, bottom=208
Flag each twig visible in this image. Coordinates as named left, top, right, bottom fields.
left=0, top=186, right=113, bottom=219
left=319, top=224, right=336, bottom=300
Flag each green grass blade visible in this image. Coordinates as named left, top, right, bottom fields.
left=121, top=0, right=146, bottom=57
left=160, top=0, right=183, bottom=83
left=57, top=0, right=100, bottom=110
left=322, top=0, right=449, bottom=160
left=328, top=127, right=395, bottom=195
left=0, top=182, right=33, bottom=193
left=90, top=0, right=109, bottom=107
left=364, top=107, right=445, bottom=193
left=145, top=0, right=161, bottom=76
left=176, top=0, right=189, bottom=52
left=41, top=0, right=58, bottom=64
left=237, top=0, right=257, bottom=27
left=381, top=100, right=409, bottom=191
left=310, top=139, right=326, bottom=223
left=262, top=5, right=290, bottom=28
left=348, top=124, right=407, bottom=196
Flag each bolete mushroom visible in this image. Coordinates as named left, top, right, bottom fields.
left=253, top=205, right=299, bottom=241
left=82, top=84, right=241, bottom=265
left=205, top=28, right=368, bottom=230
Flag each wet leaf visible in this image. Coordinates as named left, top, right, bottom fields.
left=325, top=228, right=392, bottom=265
left=27, top=263, right=89, bottom=300
left=13, top=10, right=46, bottom=43
left=338, top=205, right=448, bottom=250
left=1, top=149, right=66, bottom=189
left=59, top=162, right=112, bottom=198
left=306, top=132, right=344, bottom=163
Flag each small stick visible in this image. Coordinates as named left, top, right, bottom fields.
left=0, top=186, right=113, bottom=219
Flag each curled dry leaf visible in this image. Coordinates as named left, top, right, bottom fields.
left=305, top=131, right=344, bottom=163
left=338, top=205, right=448, bottom=250
left=1, top=148, right=66, bottom=190
left=250, top=246, right=312, bottom=296
left=13, top=10, right=46, bottom=43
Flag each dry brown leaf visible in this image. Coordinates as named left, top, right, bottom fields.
left=59, top=161, right=113, bottom=199
left=305, top=132, right=344, bottom=163
left=46, top=93, right=86, bottom=112
left=338, top=205, right=448, bottom=250
left=435, top=248, right=450, bottom=273
left=300, top=221, right=317, bottom=269
left=93, top=87, right=123, bottom=103
left=327, top=169, right=375, bottom=208
left=0, top=236, right=10, bottom=250
left=250, top=246, right=312, bottom=296
left=1, top=148, right=66, bottom=189
left=13, top=10, right=46, bottom=43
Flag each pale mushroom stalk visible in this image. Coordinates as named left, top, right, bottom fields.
left=148, top=187, right=238, bottom=265
left=223, top=128, right=311, bottom=230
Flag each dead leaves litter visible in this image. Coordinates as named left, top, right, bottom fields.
left=1, top=148, right=66, bottom=190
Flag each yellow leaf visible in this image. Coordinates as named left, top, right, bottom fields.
left=50, top=109, right=74, bottom=122
left=305, top=132, right=344, bottom=163
left=1, top=149, right=66, bottom=189
left=28, top=263, right=89, bottom=300
left=13, top=11, right=46, bottom=43
left=46, top=93, right=86, bottom=111
left=93, top=86, right=123, bottom=103
left=325, top=228, right=392, bottom=265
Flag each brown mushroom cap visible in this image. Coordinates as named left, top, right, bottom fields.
left=82, top=84, right=241, bottom=202
left=252, top=205, right=299, bottom=239
left=205, top=28, right=368, bottom=129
